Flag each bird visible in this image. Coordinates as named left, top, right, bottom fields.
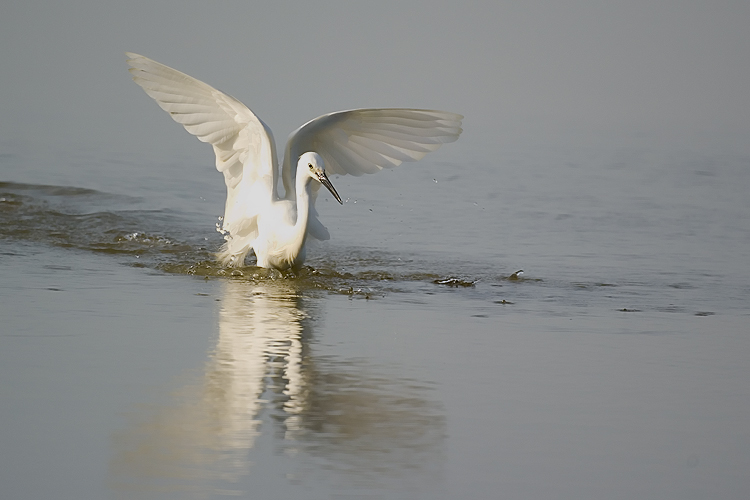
left=126, top=53, right=463, bottom=272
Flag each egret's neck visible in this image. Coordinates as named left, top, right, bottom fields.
left=292, top=170, right=313, bottom=245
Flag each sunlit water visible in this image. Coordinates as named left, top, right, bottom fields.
left=1, top=146, right=749, bottom=499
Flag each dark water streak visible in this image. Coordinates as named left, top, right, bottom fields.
left=0, top=181, right=525, bottom=298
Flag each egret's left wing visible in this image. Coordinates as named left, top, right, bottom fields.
left=126, top=53, right=279, bottom=244
left=281, top=109, right=463, bottom=200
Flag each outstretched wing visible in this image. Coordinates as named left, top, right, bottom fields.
left=125, top=53, right=279, bottom=240
left=281, top=109, right=463, bottom=199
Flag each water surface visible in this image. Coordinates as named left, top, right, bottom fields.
left=1, top=147, right=749, bottom=499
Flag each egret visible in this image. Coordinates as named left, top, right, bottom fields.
left=126, top=53, right=462, bottom=272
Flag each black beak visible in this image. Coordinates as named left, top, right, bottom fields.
left=318, top=171, right=343, bottom=205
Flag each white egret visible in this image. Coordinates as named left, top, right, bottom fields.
left=126, top=53, right=462, bottom=272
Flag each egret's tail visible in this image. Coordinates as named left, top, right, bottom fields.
left=216, top=238, right=254, bottom=268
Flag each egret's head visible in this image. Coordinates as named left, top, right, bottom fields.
left=299, top=152, right=343, bottom=205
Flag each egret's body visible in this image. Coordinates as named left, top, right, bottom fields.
left=250, top=151, right=338, bottom=271
left=126, top=53, right=462, bottom=271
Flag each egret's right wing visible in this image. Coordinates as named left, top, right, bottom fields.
left=126, top=53, right=279, bottom=237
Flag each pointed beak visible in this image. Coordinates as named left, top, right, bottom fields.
left=318, top=171, right=343, bottom=205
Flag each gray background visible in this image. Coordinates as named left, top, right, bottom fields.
left=2, top=0, right=748, bottom=170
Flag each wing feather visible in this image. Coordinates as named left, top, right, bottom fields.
left=282, top=109, right=463, bottom=196
left=125, top=53, right=280, bottom=244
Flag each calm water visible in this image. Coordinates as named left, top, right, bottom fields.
left=1, top=146, right=749, bottom=499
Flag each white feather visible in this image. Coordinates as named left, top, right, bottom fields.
left=126, top=53, right=463, bottom=269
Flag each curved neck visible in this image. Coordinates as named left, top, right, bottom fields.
left=292, top=171, right=312, bottom=247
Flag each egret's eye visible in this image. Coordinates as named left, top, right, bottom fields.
left=308, top=163, right=314, bottom=170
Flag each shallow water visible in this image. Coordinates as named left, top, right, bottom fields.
left=1, top=147, right=749, bottom=499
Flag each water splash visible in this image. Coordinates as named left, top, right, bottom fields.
left=0, top=181, right=517, bottom=296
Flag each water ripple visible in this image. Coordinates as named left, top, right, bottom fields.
left=1, top=181, right=515, bottom=295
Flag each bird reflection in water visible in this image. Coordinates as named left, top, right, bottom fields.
left=110, top=280, right=444, bottom=495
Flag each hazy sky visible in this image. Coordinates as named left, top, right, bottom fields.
left=1, top=0, right=748, bottom=171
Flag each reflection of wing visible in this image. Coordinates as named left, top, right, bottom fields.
left=125, top=53, right=279, bottom=241
left=281, top=109, right=464, bottom=200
